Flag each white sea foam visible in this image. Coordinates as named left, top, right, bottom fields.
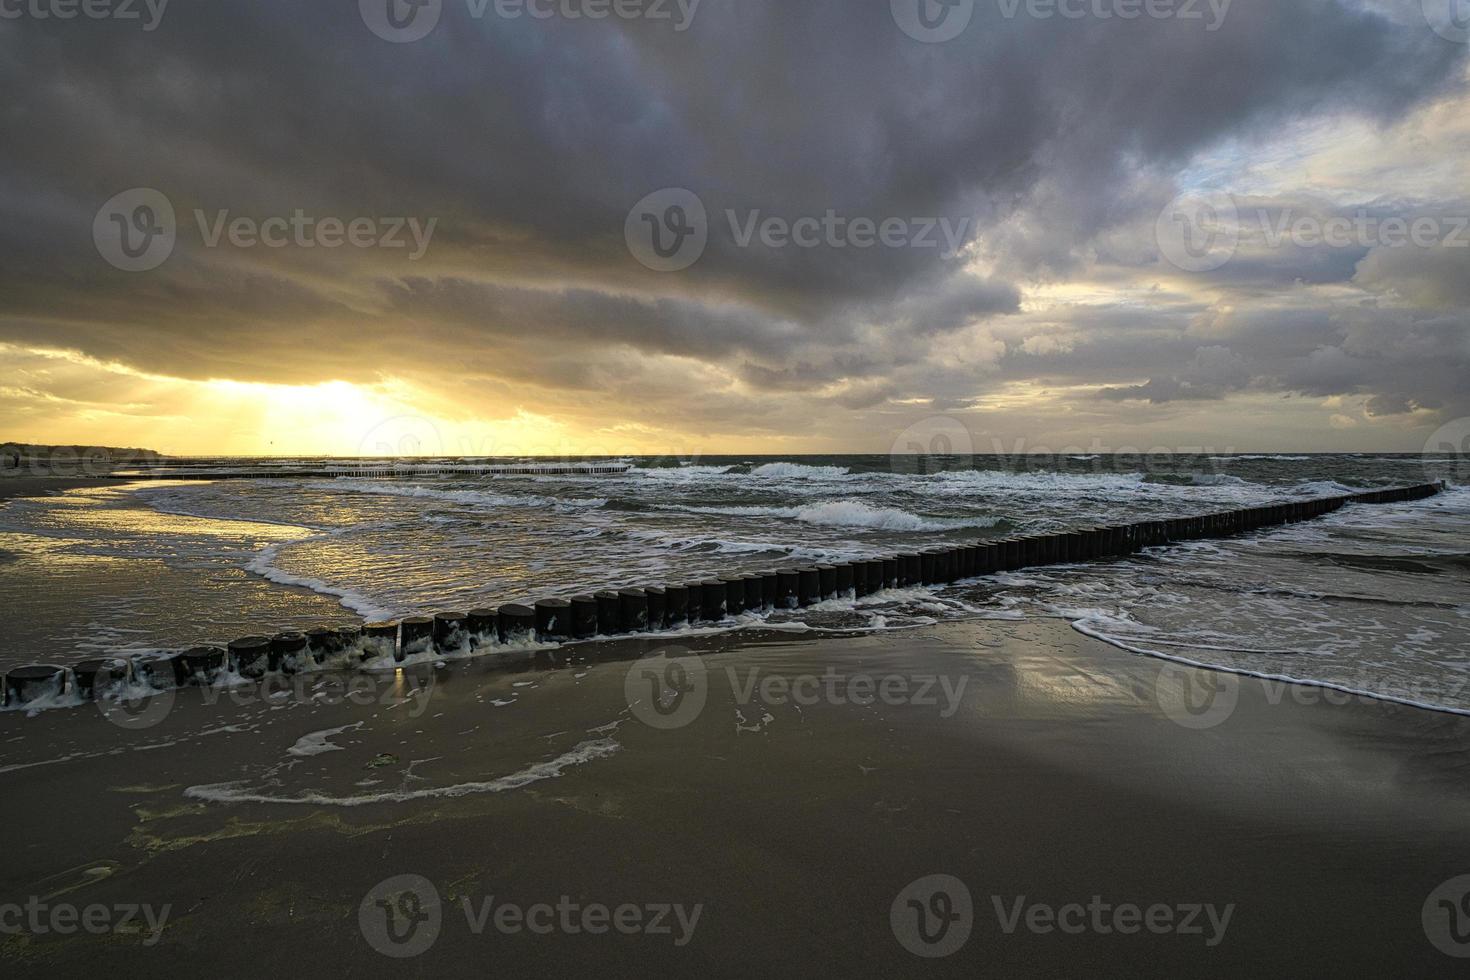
left=286, top=722, right=363, bottom=757
left=655, top=499, right=1000, bottom=532
left=621, top=528, right=842, bottom=561
left=244, top=542, right=398, bottom=621
left=132, top=486, right=328, bottom=534
left=1185, top=473, right=1251, bottom=486
left=630, top=464, right=735, bottom=480
left=303, top=481, right=604, bottom=511
left=923, top=469, right=1149, bottom=494
left=1289, top=480, right=1359, bottom=496
left=184, top=737, right=620, bottom=805
left=748, top=462, right=852, bottom=479
left=8, top=453, right=1464, bottom=726
left=1071, top=617, right=1470, bottom=719
left=795, top=500, right=1000, bottom=531
left=1206, top=454, right=1313, bottom=462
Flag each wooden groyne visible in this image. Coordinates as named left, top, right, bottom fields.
left=0, top=482, right=1446, bottom=708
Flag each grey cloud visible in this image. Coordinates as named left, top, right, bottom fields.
left=0, top=0, right=1465, bottom=443
left=1354, top=241, right=1470, bottom=308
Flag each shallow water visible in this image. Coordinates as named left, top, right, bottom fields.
left=1, top=453, right=1466, bottom=713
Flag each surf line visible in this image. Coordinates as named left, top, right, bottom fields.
left=1, top=483, right=1446, bottom=716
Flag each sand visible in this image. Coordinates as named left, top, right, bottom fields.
left=0, top=476, right=117, bottom=504
left=1, top=618, right=1468, bottom=977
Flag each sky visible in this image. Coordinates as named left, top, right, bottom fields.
left=1, top=0, right=1467, bottom=457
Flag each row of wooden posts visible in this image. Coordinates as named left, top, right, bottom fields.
left=0, top=483, right=1445, bottom=707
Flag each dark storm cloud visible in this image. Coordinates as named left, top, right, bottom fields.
left=1094, top=345, right=1250, bottom=402
left=0, top=0, right=1466, bottom=440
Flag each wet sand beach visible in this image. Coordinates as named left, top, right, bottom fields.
left=2, top=618, right=1467, bottom=977
left=0, top=477, right=116, bottom=504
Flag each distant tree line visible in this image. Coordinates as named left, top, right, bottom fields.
left=0, top=443, right=162, bottom=476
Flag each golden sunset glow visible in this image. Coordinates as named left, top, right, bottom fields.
left=3, top=344, right=609, bottom=456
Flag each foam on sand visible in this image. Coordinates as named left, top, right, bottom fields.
left=184, top=737, right=621, bottom=805
left=1070, top=616, right=1470, bottom=719
left=286, top=722, right=364, bottom=757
